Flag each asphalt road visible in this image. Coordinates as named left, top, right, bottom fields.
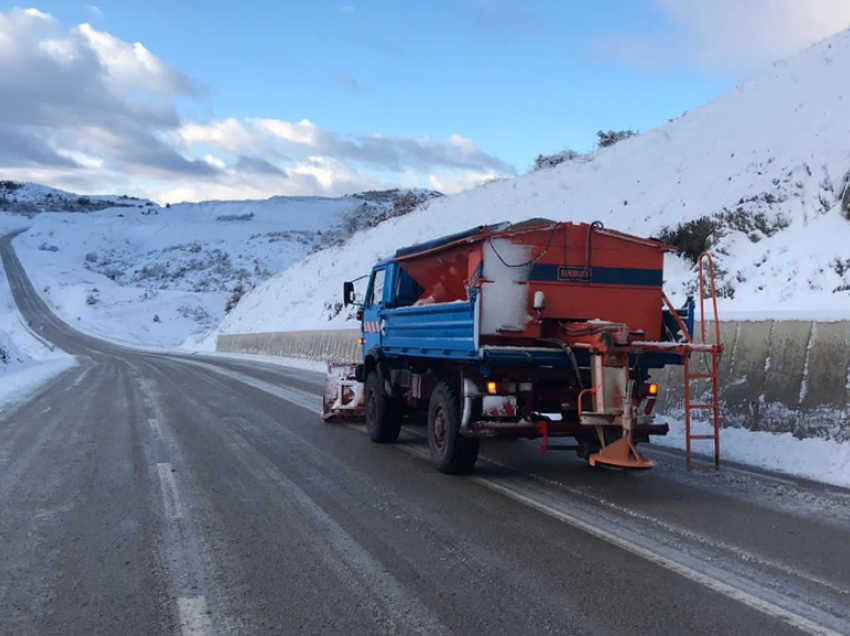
left=1, top=230, right=850, bottom=636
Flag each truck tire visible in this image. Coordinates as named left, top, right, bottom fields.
left=364, top=368, right=402, bottom=443
left=428, top=381, right=479, bottom=474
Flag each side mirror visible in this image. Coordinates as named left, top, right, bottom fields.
left=343, top=281, right=355, bottom=306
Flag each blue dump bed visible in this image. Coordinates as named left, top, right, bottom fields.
left=381, top=301, right=477, bottom=360
left=377, top=298, right=693, bottom=369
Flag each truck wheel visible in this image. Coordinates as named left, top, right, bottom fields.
left=364, top=368, right=402, bottom=443
left=428, top=381, right=479, bottom=474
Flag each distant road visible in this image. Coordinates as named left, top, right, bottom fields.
left=1, top=231, right=849, bottom=636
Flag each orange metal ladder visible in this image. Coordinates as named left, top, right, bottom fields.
left=684, top=253, right=722, bottom=471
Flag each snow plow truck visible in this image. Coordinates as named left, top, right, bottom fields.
left=323, top=219, right=722, bottom=474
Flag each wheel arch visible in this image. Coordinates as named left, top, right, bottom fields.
left=363, top=348, right=393, bottom=395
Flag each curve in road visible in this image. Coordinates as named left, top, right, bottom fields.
left=1, top=231, right=849, bottom=636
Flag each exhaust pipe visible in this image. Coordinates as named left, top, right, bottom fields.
left=461, top=378, right=480, bottom=433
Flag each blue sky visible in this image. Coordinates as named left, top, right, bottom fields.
left=19, top=0, right=731, bottom=162
left=1, top=1, right=847, bottom=201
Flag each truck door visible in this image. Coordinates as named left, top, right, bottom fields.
left=362, top=267, right=387, bottom=348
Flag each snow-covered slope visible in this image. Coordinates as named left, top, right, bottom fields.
left=5, top=186, right=439, bottom=347
left=0, top=217, right=76, bottom=411
left=0, top=180, right=155, bottom=213
left=213, top=30, right=850, bottom=342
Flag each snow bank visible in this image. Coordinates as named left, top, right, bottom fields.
left=656, top=416, right=850, bottom=489
left=216, top=29, right=850, bottom=341
left=0, top=219, right=76, bottom=412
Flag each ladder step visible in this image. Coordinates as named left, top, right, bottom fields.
left=688, top=434, right=718, bottom=440
left=688, top=404, right=717, bottom=410
left=687, top=374, right=715, bottom=379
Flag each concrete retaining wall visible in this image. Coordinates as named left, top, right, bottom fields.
left=217, top=329, right=362, bottom=364
left=655, top=321, right=850, bottom=442
left=218, top=321, right=850, bottom=441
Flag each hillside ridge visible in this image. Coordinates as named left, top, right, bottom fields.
left=212, top=28, right=850, bottom=343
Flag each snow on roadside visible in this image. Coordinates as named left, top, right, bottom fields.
left=0, top=353, right=77, bottom=413
left=656, top=416, right=850, bottom=489
left=0, top=220, right=76, bottom=412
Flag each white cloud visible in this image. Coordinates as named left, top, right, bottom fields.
left=202, top=154, right=226, bottom=170
left=0, top=8, right=199, bottom=176
left=0, top=7, right=514, bottom=203
left=151, top=157, right=388, bottom=205
left=176, top=118, right=258, bottom=152
left=598, top=0, right=850, bottom=73
left=291, top=156, right=385, bottom=193
left=251, top=118, right=322, bottom=147
left=178, top=117, right=515, bottom=180
left=85, top=4, right=103, bottom=19
left=55, top=148, right=103, bottom=169
left=429, top=170, right=499, bottom=195
left=77, top=23, right=197, bottom=95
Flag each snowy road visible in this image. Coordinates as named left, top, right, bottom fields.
left=1, top=231, right=850, bottom=636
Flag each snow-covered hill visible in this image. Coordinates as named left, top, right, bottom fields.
left=0, top=180, right=155, bottom=214
left=211, top=29, right=850, bottom=343
left=3, top=185, right=439, bottom=347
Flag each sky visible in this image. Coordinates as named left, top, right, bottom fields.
left=1, top=0, right=849, bottom=203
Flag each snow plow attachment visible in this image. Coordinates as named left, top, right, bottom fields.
left=322, top=363, right=365, bottom=421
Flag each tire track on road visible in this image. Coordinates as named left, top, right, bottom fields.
left=149, top=358, right=456, bottom=636
left=176, top=355, right=850, bottom=636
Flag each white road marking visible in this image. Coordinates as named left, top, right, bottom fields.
left=171, top=359, right=319, bottom=414
left=168, top=358, right=848, bottom=636
left=401, top=425, right=850, bottom=596
left=148, top=418, right=163, bottom=440
left=177, top=596, right=212, bottom=636
left=351, top=424, right=848, bottom=636
left=156, top=463, right=184, bottom=520
left=474, top=477, right=847, bottom=636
